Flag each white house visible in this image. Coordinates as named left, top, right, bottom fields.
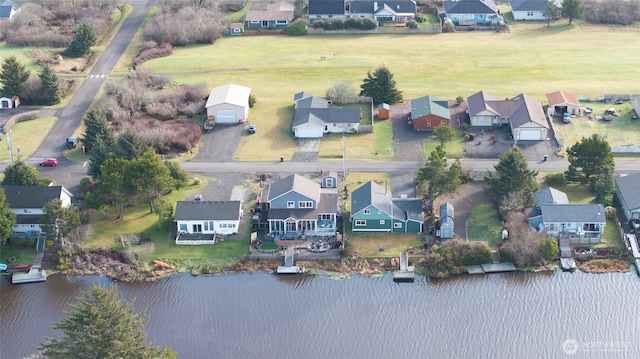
left=510, top=0, right=559, bottom=21
left=174, top=200, right=242, bottom=235
left=2, top=185, right=73, bottom=234
left=291, top=92, right=362, bottom=138
left=615, top=173, right=640, bottom=225
left=205, top=84, right=251, bottom=124
left=0, top=0, right=21, bottom=22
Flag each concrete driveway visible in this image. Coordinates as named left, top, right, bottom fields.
left=292, top=139, right=320, bottom=162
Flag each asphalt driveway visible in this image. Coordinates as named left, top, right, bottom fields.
left=193, top=124, right=245, bottom=162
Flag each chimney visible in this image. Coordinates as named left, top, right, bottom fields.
left=598, top=204, right=601, bottom=216
left=374, top=2, right=378, bottom=10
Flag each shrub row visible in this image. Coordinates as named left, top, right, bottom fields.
left=311, top=18, right=377, bottom=31
left=133, top=42, right=174, bottom=68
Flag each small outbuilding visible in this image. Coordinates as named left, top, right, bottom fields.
left=437, top=202, right=455, bottom=239
left=546, top=90, right=582, bottom=116
left=229, top=23, right=244, bottom=35
left=377, top=103, right=390, bottom=120
left=0, top=95, right=19, bottom=109
left=205, top=84, right=251, bottom=125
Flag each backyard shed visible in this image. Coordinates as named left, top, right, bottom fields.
left=229, top=23, right=244, bottom=35
left=0, top=95, right=19, bottom=109
left=437, top=202, right=454, bottom=239
left=377, top=103, right=390, bottom=120
left=205, top=84, right=251, bottom=125
left=546, top=90, right=581, bottom=116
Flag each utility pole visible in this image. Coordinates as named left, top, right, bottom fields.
left=6, top=129, right=14, bottom=163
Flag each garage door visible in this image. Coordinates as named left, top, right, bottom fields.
left=216, top=109, right=236, bottom=124
left=519, top=129, right=541, bottom=141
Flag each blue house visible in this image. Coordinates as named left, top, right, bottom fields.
left=244, top=1, right=295, bottom=29
left=350, top=181, right=423, bottom=233
left=260, top=174, right=339, bottom=238
left=443, top=0, right=503, bottom=25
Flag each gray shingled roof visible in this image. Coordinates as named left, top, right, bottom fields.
left=15, top=214, right=42, bottom=225
left=534, top=187, right=569, bottom=206
left=540, top=204, right=606, bottom=223
left=308, top=0, right=345, bottom=15
left=174, top=201, right=241, bottom=221
left=467, top=91, right=499, bottom=117
left=439, top=202, right=454, bottom=219
left=245, top=9, right=293, bottom=21
left=444, top=0, right=498, bottom=14
left=293, top=107, right=361, bottom=127
left=393, top=198, right=424, bottom=222
left=616, top=173, right=640, bottom=211
left=411, top=95, right=451, bottom=121
left=295, top=95, right=330, bottom=109
left=351, top=181, right=393, bottom=217
left=267, top=174, right=320, bottom=203
left=3, top=185, right=70, bottom=209
left=508, top=93, right=549, bottom=129
left=511, top=0, right=554, bottom=12
left=349, top=0, right=416, bottom=14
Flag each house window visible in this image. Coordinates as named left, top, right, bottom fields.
left=426, top=120, right=431, bottom=127
left=326, top=178, right=334, bottom=187
left=380, top=220, right=385, bottom=225
left=209, top=221, right=214, bottom=230
left=287, top=201, right=295, bottom=208
left=477, top=116, right=486, bottom=123
left=355, top=220, right=366, bottom=226
left=276, top=20, right=287, bottom=24
left=321, top=214, right=332, bottom=220
left=394, top=223, right=402, bottom=229
left=251, top=21, right=259, bottom=24
left=230, top=223, right=236, bottom=228
left=299, top=201, right=313, bottom=208
left=363, top=209, right=370, bottom=215
left=204, top=222, right=209, bottom=231
left=233, top=28, right=241, bottom=33
left=548, top=223, right=555, bottom=231
left=479, top=14, right=484, bottom=19
left=527, top=12, right=534, bottom=16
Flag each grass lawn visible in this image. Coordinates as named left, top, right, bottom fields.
left=0, top=117, right=57, bottom=162
left=140, top=22, right=640, bottom=161
left=347, top=232, right=422, bottom=258
left=551, top=183, right=595, bottom=204
left=0, top=246, right=36, bottom=266
left=423, top=130, right=465, bottom=158
left=467, top=203, right=503, bottom=248
left=318, top=119, right=393, bottom=160
left=592, top=219, right=625, bottom=251
left=0, top=44, right=51, bottom=73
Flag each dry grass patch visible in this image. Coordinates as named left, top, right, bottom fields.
left=348, top=233, right=422, bottom=258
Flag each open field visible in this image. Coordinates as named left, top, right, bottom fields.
left=0, top=117, right=57, bottom=162
left=551, top=183, right=595, bottom=204
left=141, top=23, right=640, bottom=160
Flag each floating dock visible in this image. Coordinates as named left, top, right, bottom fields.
left=467, top=263, right=517, bottom=274
left=276, top=252, right=303, bottom=274
left=12, top=269, right=47, bottom=284
left=627, top=234, right=640, bottom=276
left=392, top=250, right=415, bottom=282
left=559, top=258, right=577, bottom=271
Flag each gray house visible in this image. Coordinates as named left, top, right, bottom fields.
left=437, top=202, right=454, bottom=239
left=292, top=92, right=361, bottom=138
left=534, top=187, right=569, bottom=207
left=308, top=0, right=346, bottom=21
left=615, top=173, right=640, bottom=227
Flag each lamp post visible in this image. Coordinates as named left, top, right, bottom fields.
left=6, top=129, right=14, bottom=163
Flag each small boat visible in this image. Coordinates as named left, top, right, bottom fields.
left=6, top=264, right=31, bottom=273
left=0, top=263, right=7, bottom=271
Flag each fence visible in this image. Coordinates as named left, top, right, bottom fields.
left=359, top=125, right=373, bottom=133
left=307, top=26, right=441, bottom=35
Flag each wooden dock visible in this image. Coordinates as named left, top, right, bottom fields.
left=467, top=263, right=517, bottom=274
left=12, top=269, right=47, bottom=284
left=626, top=234, right=640, bottom=276
left=393, top=249, right=415, bottom=282
left=559, top=258, right=577, bottom=271
left=276, top=249, right=303, bottom=274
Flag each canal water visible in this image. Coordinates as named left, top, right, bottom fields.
left=1, top=271, right=639, bottom=359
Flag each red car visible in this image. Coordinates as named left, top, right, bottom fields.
left=40, top=158, right=59, bottom=167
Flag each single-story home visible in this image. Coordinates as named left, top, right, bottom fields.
left=467, top=91, right=549, bottom=142
left=174, top=200, right=243, bottom=235
left=0, top=95, right=19, bottom=109
left=244, top=1, right=294, bottom=29
left=2, top=185, right=73, bottom=234
left=205, top=84, right=251, bottom=125
left=409, top=95, right=450, bottom=131
left=348, top=0, right=417, bottom=24
left=615, top=173, right=640, bottom=223
left=443, top=0, right=503, bottom=25
left=308, top=0, right=347, bottom=21
left=510, top=0, right=560, bottom=21
left=0, top=0, right=21, bottom=22
left=292, top=92, right=362, bottom=138
left=350, top=180, right=423, bottom=233
left=534, top=186, right=569, bottom=207
left=546, top=90, right=582, bottom=116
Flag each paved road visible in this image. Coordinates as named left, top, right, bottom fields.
left=26, top=1, right=151, bottom=166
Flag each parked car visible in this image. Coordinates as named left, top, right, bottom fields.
left=39, top=158, right=59, bottom=167
left=562, top=112, right=571, bottom=123
left=248, top=124, right=258, bottom=134
left=6, top=264, right=31, bottom=273
left=66, top=136, right=79, bottom=148
left=630, top=218, right=640, bottom=230
left=194, top=194, right=203, bottom=202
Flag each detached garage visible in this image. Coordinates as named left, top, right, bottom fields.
left=546, top=90, right=581, bottom=116
left=205, top=84, right=251, bottom=125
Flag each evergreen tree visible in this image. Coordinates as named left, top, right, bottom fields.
left=130, top=150, right=174, bottom=213
left=38, top=66, right=60, bottom=105
left=486, top=147, right=538, bottom=206
left=561, top=0, right=585, bottom=25
left=165, top=160, right=189, bottom=189
left=82, top=109, right=114, bottom=152
left=39, top=285, right=174, bottom=359
left=0, top=55, right=30, bottom=95
left=114, top=128, right=149, bottom=160
left=40, top=199, right=81, bottom=246
left=0, top=188, right=17, bottom=246
left=87, top=137, right=112, bottom=180
left=593, top=165, right=615, bottom=206
left=359, top=65, right=403, bottom=104
left=433, top=123, right=456, bottom=146
left=566, top=134, right=614, bottom=183
left=2, top=160, right=39, bottom=186
left=416, top=144, right=462, bottom=213
left=64, top=23, right=97, bottom=58
left=100, top=158, right=136, bottom=220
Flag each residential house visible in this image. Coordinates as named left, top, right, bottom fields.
left=615, top=173, right=640, bottom=224
left=308, top=0, right=347, bottom=21
left=0, top=95, right=19, bottom=109
left=205, top=84, right=251, bottom=124
left=260, top=174, right=339, bottom=237
left=174, top=200, right=242, bottom=235
left=443, top=0, right=503, bottom=25
left=292, top=92, right=362, bottom=138
left=2, top=185, right=73, bottom=234
left=437, top=202, right=454, bottom=239
left=348, top=0, right=417, bottom=24
left=350, top=181, right=424, bottom=233
left=245, top=1, right=295, bottom=29
left=229, top=23, right=244, bottom=35
left=528, top=187, right=605, bottom=243
left=546, top=90, right=582, bottom=116
left=467, top=91, right=549, bottom=141
left=409, top=95, right=450, bottom=131
left=510, top=0, right=559, bottom=21
left=0, top=0, right=21, bottom=22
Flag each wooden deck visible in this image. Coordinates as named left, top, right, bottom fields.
left=12, top=269, right=47, bottom=284
left=392, top=249, right=415, bottom=282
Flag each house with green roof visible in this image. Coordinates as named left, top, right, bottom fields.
left=409, top=95, right=451, bottom=131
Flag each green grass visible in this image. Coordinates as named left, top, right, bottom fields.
left=347, top=232, right=422, bottom=258
left=0, top=246, right=36, bottom=266
left=0, top=117, right=57, bottom=162
left=467, top=203, right=503, bottom=248
left=318, top=119, right=394, bottom=160
left=0, top=44, right=51, bottom=73
left=593, top=219, right=625, bottom=251
left=226, top=3, right=251, bottom=23
left=423, top=131, right=466, bottom=158
left=551, top=183, right=595, bottom=204
left=260, top=242, right=278, bottom=250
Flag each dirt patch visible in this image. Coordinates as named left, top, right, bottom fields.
left=30, top=49, right=88, bottom=74
left=434, top=182, right=490, bottom=240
